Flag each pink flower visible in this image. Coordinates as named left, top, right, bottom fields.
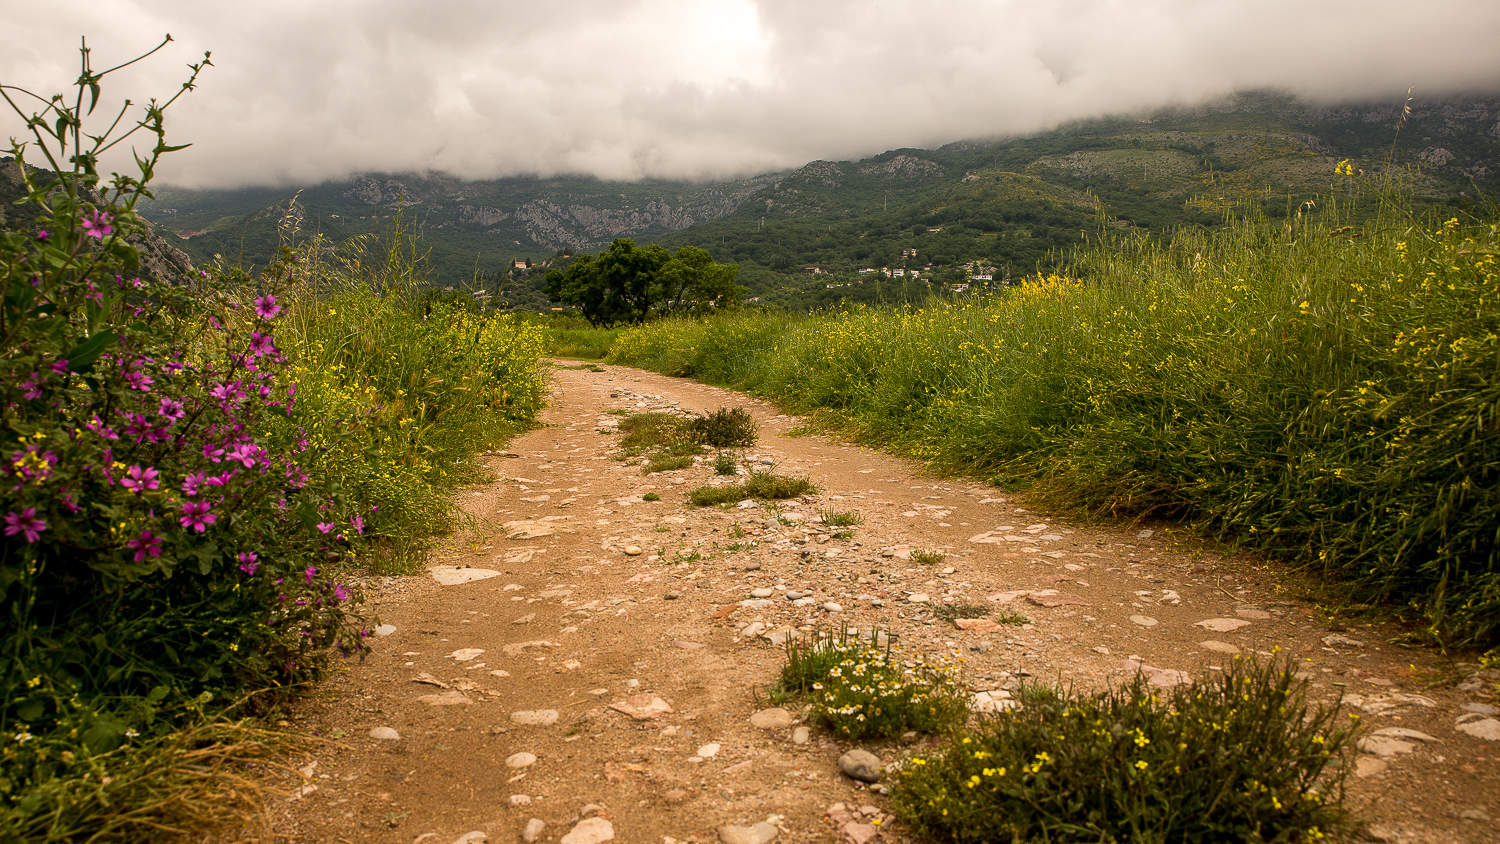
left=304, top=566, right=317, bottom=585
left=182, top=472, right=207, bottom=496
left=158, top=398, right=185, bottom=421
left=226, top=442, right=261, bottom=468
left=179, top=499, right=217, bottom=532
left=254, top=294, right=282, bottom=320
left=81, top=210, right=113, bottom=239
left=4, top=508, right=47, bottom=542
left=126, top=529, right=163, bottom=562
left=333, top=583, right=350, bottom=602
left=237, top=552, right=260, bottom=575
left=316, top=522, right=334, bottom=534
left=124, top=370, right=154, bottom=392
left=120, top=465, right=160, bottom=494
left=247, top=332, right=276, bottom=358
left=351, top=515, right=365, bottom=535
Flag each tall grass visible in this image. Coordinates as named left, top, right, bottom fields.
left=609, top=188, right=1500, bottom=647
left=279, top=231, right=548, bottom=571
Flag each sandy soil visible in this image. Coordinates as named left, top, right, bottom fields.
left=267, top=362, right=1500, bottom=844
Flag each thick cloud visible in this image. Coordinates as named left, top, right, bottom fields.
left=3, top=0, right=1498, bottom=188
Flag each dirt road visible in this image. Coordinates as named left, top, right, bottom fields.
left=272, top=362, right=1500, bottom=844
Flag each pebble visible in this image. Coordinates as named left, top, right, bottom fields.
left=718, top=822, right=779, bottom=844
left=368, top=726, right=400, bottom=740
left=1461, top=809, right=1493, bottom=822
left=560, top=817, right=614, bottom=844
left=1234, top=607, right=1271, bottom=620
left=838, top=749, right=884, bottom=783
left=1129, top=615, right=1157, bottom=627
left=506, top=752, right=538, bottom=768
left=908, top=593, right=931, bottom=604
left=1462, top=702, right=1498, bottom=715
left=1320, top=634, right=1364, bottom=648
left=511, top=710, right=560, bottom=726
left=823, top=602, right=843, bottom=613
left=509, top=795, right=532, bottom=806
left=750, top=587, right=775, bottom=598
left=624, top=545, right=643, bottom=556
left=791, top=726, right=811, bottom=745
left=374, top=624, right=398, bottom=637
left=1199, top=640, right=1241, bottom=655
left=740, top=622, right=767, bottom=638
left=749, top=708, right=794, bottom=730
left=697, top=742, right=721, bottom=758
left=450, top=833, right=487, bottom=844
left=1358, top=736, right=1415, bottom=757
left=1195, top=618, right=1251, bottom=632
left=523, top=819, right=547, bottom=843
left=664, top=591, right=681, bottom=600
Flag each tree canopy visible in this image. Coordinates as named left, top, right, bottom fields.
left=544, top=239, right=743, bottom=327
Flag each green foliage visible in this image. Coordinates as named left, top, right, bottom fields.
left=689, top=471, right=818, bottom=506
left=544, top=239, right=743, bottom=328
left=713, top=451, right=739, bottom=476
left=892, top=657, right=1354, bottom=844
left=279, top=233, right=547, bottom=571
left=644, top=455, right=694, bottom=474
left=779, top=629, right=967, bottom=740
left=642, top=492, right=661, bottom=502
left=608, top=185, right=1500, bottom=647
left=933, top=602, right=992, bottom=623
left=0, top=42, right=547, bottom=841
left=820, top=509, right=863, bottom=527
left=688, top=406, right=758, bottom=447
left=912, top=549, right=948, bottom=566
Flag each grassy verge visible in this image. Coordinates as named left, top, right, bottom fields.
left=609, top=185, right=1500, bottom=649
left=280, top=232, right=547, bottom=572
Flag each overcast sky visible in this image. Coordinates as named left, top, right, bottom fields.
left=3, top=1, right=1499, bottom=189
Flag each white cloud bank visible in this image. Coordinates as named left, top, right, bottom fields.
left=3, top=0, right=1498, bottom=188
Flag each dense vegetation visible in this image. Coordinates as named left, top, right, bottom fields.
left=544, top=239, right=742, bottom=327
left=609, top=180, right=1500, bottom=649
left=0, top=43, right=545, bottom=840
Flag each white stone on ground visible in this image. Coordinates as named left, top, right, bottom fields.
left=368, top=726, right=400, bottom=740
left=506, top=752, right=538, bottom=768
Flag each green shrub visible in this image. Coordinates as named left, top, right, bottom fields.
left=821, top=509, right=863, bottom=527
left=644, top=455, right=694, bottom=474
left=642, top=492, right=661, bottom=502
left=779, top=629, right=967, bottom=740
left=689, top=471, right=818, bottom=506
left=892, top=657, right=1354, bottom=844
left=689, top=406, right=758, bottom=447
left=713, top=451, right=740, bottom=476
left=912, top=548, right=947, bottom=566
left=933, top=602, right=992, bottom=623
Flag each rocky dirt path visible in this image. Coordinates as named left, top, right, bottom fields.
left=271, top=362, right=1500, bottom=844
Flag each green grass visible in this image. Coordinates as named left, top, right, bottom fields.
left=545, top=326, right=622, bottom=360
left=608, top=184, right=1500, bottom=648
left=820, top=509, right=863, bottom=527
left=911, top=549, right=947, bottom=566
left=713, top=450, right=740, bottom=476
left=688, top=471, right=818, bottom=506
left=644, top=455, right=694, bottom=474
left=933, top=602, right=992, bottom=623
left=892, top=657, right=1354, bottom=843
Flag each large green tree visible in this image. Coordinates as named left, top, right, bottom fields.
left=544, top=239, right=743, bottom=327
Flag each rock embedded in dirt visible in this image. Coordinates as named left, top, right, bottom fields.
left=750, top=588, right=774, bottom=598
left=511, top=710, right=560, bottom=726
left=523, top=819, right=546, bottom=843
left=450, top=832, right=486, bottom=844
left=624, top=545, right=643, bottom=556
left=510, top=794, right=532, bottom=806
left=718, top=822, right=779, bottom=844
left=1359, top=736, right=1416, bottom=757
left=838, top=749, right=884, bottom=783
left=1199, top=640, right=1241, bottom=654
left=1455, top=715, right=1500, bottom=741
left=418, top=690, right=473, bottom=706
left=609, top=694, right=674, bottom=721
left=431, top=567, right=504, bottom=585
left=1025, top=590, right=1088, bottom=608
left=506, top=752, right=539, bottom=768
left=1320, top=633, right=1364, bottom=648
left=560, top=817, right=614, bottom=844
left=749, top=708, right=794, bottom=730
left=368, top=726, right=401, bottom=740
left=374, top=624, right=397, bottom=636
left=1129, top=615, right=1158, bottom=627
left=1195, top=618, right=1252, bottom=633
left=792, top=726, right=811, bottom=745
left=907, top=593, right=930, bottom=604
left=955, top=618, right=1002, bottom=633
